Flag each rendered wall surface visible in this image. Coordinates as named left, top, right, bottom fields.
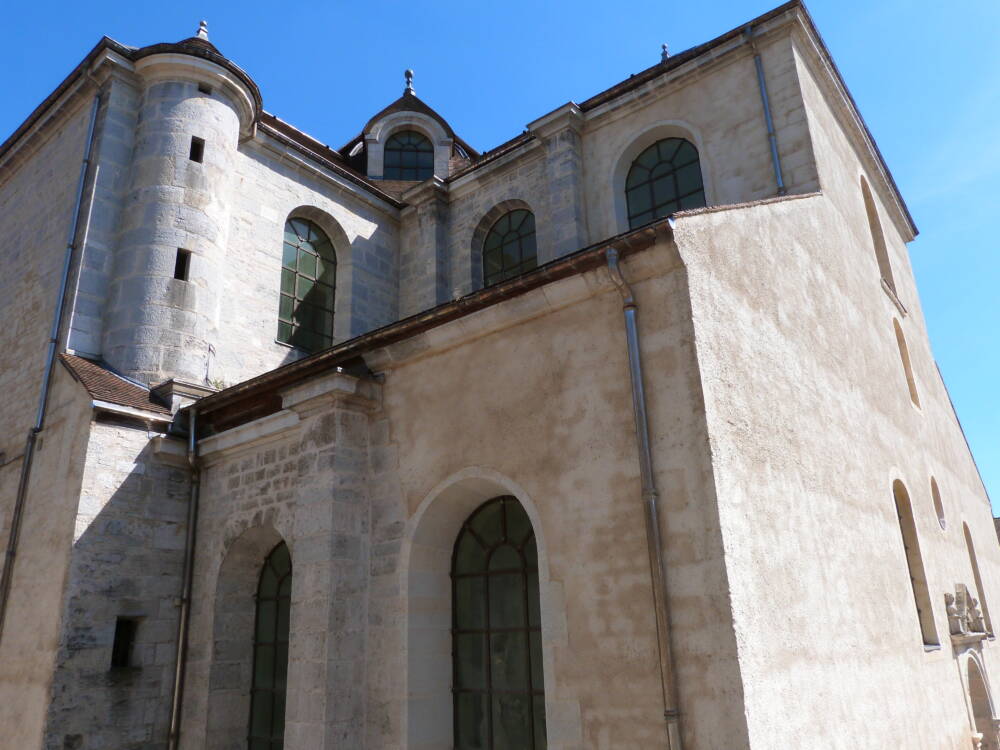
left=671, top=38, right=997, bottom=742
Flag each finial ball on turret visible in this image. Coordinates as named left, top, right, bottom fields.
left=197, top=20, right=209, bottom=40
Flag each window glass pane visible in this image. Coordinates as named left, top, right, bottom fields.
left=455, top=693, right=488, bottom=750
left=490, top=575, right=526, bottom=629
left=680, top=190, right=706, bottom=210
left=298, top=251, right=317, bottom=279
left=278, top=295, right=293, bottom=321
left=492, top=694, right=532, bottom=749
left=527, top=571, right=540, bottom=628
left=276, top=597, right=290, bottom=640
left=277, top=321, right=292, bottom=343
left=455, top=633, right=487, bottom=689
left=315, top=283, right=335, bottom=310
left=272, top=692, right=286, bottom=736
left=250, top=693, right=273, bottom=736
left=455, top=532, right=487, bottom=574
left=288, top=219, right=309, bottom=241
left=530, top=631, right=543, bottom=688
left=491, top=631, right=528, bottom=690
left=533, top=696, right=547, bottom=750
left=627, top=187, right=652, bottom=216
left=274, top=642, right=289, bottom=687
left=296, top=276, right=315, bottom=300
left=675, top=162, right=703, bottom=196
left=470, top=502, right=504, bottom=547
left=506, top=503, right=532, bottom=547
left=256, top=600, right=277, bottom=639
left=658, top=138, right=682, bottom=163
left=282, top=242, right=297, bottom=268
left=280, top=269, right=295, bottom=295
left=455, top=576, right=487, bottom=629
left=636, top=144, right=659, bottom=169
left=254, top=644, right=275, bottom=688
left=489, top=544, right=521, bottom=571
left=652, top=175, right=677, bottom=207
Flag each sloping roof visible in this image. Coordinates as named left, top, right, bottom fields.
left=60, top=354, right=171, bottom=415
left=356, top=90, right=479, bottom=157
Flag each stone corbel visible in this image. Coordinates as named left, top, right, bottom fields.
left=280, top=368, right=380, bottom=417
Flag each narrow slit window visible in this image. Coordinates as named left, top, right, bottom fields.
left=892, top=480, right=938, bottom=646
left=111, top=617, right=138, bottom=669
left=174, top=249, right=192, bottom=281
left=189, top=136, right=205, bottom=163
left=964, top=523, right=993, bottom=635
left=893, top=318, right=920, bottom=407
left=860, top=176, right=896, bottom=293
left=197, top=82, right=212, bottom=95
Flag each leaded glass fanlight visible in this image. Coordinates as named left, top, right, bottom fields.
left=249, top=542, right=292, bottom=750
left=452, top=497, right=546, bottom=749
left=625, top=138, right=705, bottom=228
left=383, top=129, right=434, bottom=181
left=278, top=218, right=336, bottom=354
left=482, top=210, right=538, bottom=287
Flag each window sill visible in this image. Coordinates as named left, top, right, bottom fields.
left=881, top=278, right=907, bottom=317
left=922, top=643, right=942, bottom=653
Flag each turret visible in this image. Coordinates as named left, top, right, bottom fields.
left=103, top=22, right=260, bottom=384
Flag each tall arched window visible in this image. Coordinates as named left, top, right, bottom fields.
left=383, top=129, right=434, bottom=180
left=249, top=542, right=292, bottom=750
left=892, top=480, right=938, bottom=646
left=483, top=210, right=537, bottom=287
left=965, top=523, right=994, bottom=636
left=860, top=176, right=896, bottom=293
left=278, top=218, right=336, bottom=354
left=625, top=138, right=705, bottom=228
left=452, top=497, right=546, bottom=749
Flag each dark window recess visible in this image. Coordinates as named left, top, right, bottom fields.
left=383, top=129, right=434, bottom=180
left=277, top=218, right=337, bottom=354
left=197, top=82, right=212, bottom=95
left=189, top=136, right=205, bottom=163
left=625, top=137, right=705, bottom=229
left=248, top=542, right=292, bottom=749
left=482, top=209, right=538, bottom=287
left=174, top=249, right=192, bottom=280
left=110, top=617, right=138, bottom=668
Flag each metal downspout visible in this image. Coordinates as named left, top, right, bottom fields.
left=605, top=247, right=683, bottom=749
left=745, top=24, right=786, bottom=196
left=168, top=407, right=200, bottom=750
left=0, top=93, right=102, bottom=645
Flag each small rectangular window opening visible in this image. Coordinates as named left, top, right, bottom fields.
left=110, top=617, right=138, bottom=669
left=174, top=249, right=192, bottom=281
left=197, top=82, right=212, bottom=95
left=189, top=136, right=205, bottom=163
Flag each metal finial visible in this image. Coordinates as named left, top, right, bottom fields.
left=404, top=69, right=414, bottom=94
left=661, top=43, right=669, bottom=62
left=197, top=20, right=209, bottom=40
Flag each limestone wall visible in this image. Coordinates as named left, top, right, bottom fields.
left=42, top=417, right=189, bottom=750
left=0, top=368, right=93, bottom=750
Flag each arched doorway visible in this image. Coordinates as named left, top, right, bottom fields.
left=968, top=657, right=999, bottom=750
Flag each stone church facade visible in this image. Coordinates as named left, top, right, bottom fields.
left=0, top=2, right=997, bottom=748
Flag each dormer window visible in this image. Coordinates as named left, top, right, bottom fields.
left=383, top=130, right=433, bottom=181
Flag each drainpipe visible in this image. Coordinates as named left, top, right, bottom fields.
left=168, top=407, right=200, bottom=750
left=606, top=247, right=683, bottom=749
left=0, top=92, right=102, bottom=646
left=745, top=24, right=786, bottom=196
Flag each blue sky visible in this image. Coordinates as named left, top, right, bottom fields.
left=2, top=0, right=996, bottom=508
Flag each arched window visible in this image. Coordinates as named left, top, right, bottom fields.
left=892, top=480, right=938, bottom=646
left=893, top=318, right=920, bottom=407
left=483, top=210, right=537, bottom=287
left=249, top=541, right=292, bottom=750
left=278, top=218, right=336, bottom=354
left=965, top=523, right=994, bottom=636
left=384, top=129, right=434, bottom=181
left=860, top=176, right=896, bottom=293
left=452, top=497, right=546, bottom=748
left=625, top=138, right=705, bottom=229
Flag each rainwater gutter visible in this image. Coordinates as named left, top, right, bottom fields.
left=605, top=247, right=683, bottom=749
left=168, top=407, right=200, bottom=750
left=0, top=92, right=102, bottom=646
left=745, top=24, right=786, bottom=196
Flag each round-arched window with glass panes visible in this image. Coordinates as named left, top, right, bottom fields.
left=383, top=129, right=434, bottom=181
left=248, top=541, right=292, bottom=750
left=625, top=137, right=705, bottom=228
left=482, top=209, right=537, bottom=287
left=452, top=496, right=546, bottom=749
left=278, top=218, right=336, bottom=354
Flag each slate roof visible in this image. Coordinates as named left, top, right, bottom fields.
left=60, top=354, right=172, bottom=415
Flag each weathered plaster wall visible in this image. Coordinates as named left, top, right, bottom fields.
left=0, top=368, right=93, bottom=750
left=42, top=418, right=189, bottom=750
left=673, top=184, right=997, bottom=747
